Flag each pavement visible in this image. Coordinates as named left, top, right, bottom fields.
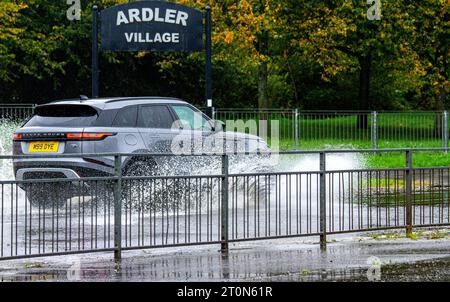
left=1, top=228, right=450, bottom=282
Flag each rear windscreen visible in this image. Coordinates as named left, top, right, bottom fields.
left=24, top=105, right=98, bottom=127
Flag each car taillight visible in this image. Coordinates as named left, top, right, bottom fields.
left=66, top=133, right=83, bottom=139
left=12, top=133, right=22, bottom=140
left=66, top=132, right=115, bottom=140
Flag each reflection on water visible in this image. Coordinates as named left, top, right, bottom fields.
left=0, top=244, right=375, bottom=282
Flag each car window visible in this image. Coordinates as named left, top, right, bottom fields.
left=24, top=105, right=98, bottom=127
left=138, top=105, right=174, bottom=129
left=171, top=105, right=212, bottom=131
left=112, top=106, right=137, bottom=127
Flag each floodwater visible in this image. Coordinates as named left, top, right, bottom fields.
left=0, top=119, right=371, bottom=258
left=0, top=120, right=449, bottom=281
left=0, top=232, right=450, bottom=281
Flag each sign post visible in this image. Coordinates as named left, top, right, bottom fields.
left=204, top=6, right=213, bottom=118
left=92, top=5, right=99, bottom=98
left=92, top=1, right=212, bottom=116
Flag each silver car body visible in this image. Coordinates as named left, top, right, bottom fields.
left=13, top=97, right=269, bottom=182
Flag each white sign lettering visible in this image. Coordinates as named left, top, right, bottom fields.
left=124, top=32, right=180, bottom=43
left=116, top=8, right=189, bottom=26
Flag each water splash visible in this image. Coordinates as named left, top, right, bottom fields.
left=0, top=119, right=364, bottom=213
left=0, top=119, right=21, bottom=180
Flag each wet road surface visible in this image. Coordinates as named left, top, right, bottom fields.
left=0, top=230, right=449, bottom=282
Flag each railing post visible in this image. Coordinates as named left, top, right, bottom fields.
left=405, top=150, right=413, bottom=236
left=114, top=155, right=122, bottom=262
left=204, top=106, right=215, bottom=120
left=443, top=111, right=448, bottom=149
left=294, top=109, right=299, bottom=147
left=319, top=152, right=327, bottom=250
left=371, top=111, right=378, bottom=150
left=221, top=154, right=229, bottom=254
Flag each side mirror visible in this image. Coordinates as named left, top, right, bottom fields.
left=211, top=120, right=225, bottom=132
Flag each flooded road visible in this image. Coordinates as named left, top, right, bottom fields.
left=1, top=120, right=449, bottom=281
left=0, top=231, right=449, bottom=281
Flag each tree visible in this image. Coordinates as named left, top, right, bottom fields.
left=0, top=0, right=446, bottom=113
left=179, top=0, right=284, bottom=109
left=283, top=0, right=419, bottom=127
left=0, top=2, right=27, bottom=82
left=407, top=0, right=450, bottom=110
left=403, top=0, right=450, bottom=135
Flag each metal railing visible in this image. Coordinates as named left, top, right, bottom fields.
left=1, top=104, right=449, bottom=149
left=1, top=149, right=449, bottom=262
left=214, top=109, right=449, bottom=149
left=0, top=104, right=35, bottom=121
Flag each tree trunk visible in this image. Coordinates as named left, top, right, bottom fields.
left=257, top=26, right=269, bottom=123
left=258, top=61, right=268, bottom=109
left=286, top=53, right=299, bottom=106
left=357, top=53, right=372, bottom=129
left=432, top=46, right=448, bottom=137
left=257, top=0, right=269, bottom=111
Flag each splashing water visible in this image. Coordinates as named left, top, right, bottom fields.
left=137, top=150, right=364, bottom=213
left=0, top=119, right=21, bottom=180
left=0, top=118, right=363, bottom=213
left=0, top=118, right=363, bottom=176
left=0, top=119, right=367, bottom=254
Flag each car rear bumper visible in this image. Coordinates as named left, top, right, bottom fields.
left=13, top=157, right=114, bottom=181
left=15, top=167, right=81, bottom=181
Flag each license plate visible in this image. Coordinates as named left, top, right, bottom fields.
left=28, top=141, right=59, bottom=153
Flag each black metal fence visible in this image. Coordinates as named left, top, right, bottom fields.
left=1, top=104, right=450, bottom=149
left=1, top=149, right=449, bottom=261
left=214, top=109, right=449, bottom=149
left=0, top=104, right=35, bottom=121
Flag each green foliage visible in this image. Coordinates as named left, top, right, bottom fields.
left=0, top=0, right=447, bottom=110
left=0, top=1, right=27, bottom=82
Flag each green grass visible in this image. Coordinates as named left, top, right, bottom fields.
left=272, top=139, right=372, bottom=150
left=220, top=112, right=441, bottom=143
left=276, top=139, right=442, bottom=151
left=220, top=113, right=449, bottom=169
left=365, top=152, right=450, bottom=169
left=363, top=192, right=450, bottom=207
left=272, top=139, right=449, bottom=169
left=361, top=176, right=450, bottom=207
left=271, top=137, right=448, bottom=168
left=368, top=229, right=450, bottom=241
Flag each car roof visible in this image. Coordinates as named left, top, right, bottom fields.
left=38, top=97, right=189, bottom=110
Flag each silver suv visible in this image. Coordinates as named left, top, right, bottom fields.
left=13, top=97, right=268, bottom=204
